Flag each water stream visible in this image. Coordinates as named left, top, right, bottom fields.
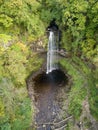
left=47, top=31, right=59, bottom=73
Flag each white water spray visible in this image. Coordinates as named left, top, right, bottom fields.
left=46, top=31, right=59, bottom=74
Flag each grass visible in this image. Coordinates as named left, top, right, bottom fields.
left=60, top=56, right=98, bottom=120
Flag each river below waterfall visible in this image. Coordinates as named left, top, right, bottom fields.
left=34, top=83, right=62, bottom=129
left=27, top=69, right=72, bottom=130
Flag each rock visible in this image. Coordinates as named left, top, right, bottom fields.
left=43, top=124, right=46, bottom=127
left=52, top=112, right=56, bottom=115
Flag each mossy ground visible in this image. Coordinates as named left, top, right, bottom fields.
left=60, top=56, right=98, bottom=129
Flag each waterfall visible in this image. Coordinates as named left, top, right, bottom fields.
left=46, top=31, right=58, bottom=74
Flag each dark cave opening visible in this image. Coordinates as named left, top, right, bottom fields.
left=33, top=69, right=68, bottom=86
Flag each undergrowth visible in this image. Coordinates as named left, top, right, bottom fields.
left=60, top=56, right=98, bottom=120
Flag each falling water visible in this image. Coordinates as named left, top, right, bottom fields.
left=47, top=31, right=58, bottom=74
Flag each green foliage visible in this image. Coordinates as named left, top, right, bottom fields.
left=0, top=98, right=5, bottom=118
left=12, top=98, right=32, bottom=130
left=88, top=74, right=98, bottom=120
left=26, top=52, right=43, bottom=76
left=60, top=0, right=98, bottom=58
left=71, top=57, right=98, bottom=120
left=0, top=123, right=11, bottom=130
left=81, top=39, right=96, bottom=58
left=0, top=32, right=43, bottom=129
left=0, top=78, right=33, bottom=130
left=0, top=0, right=45, bottom=37
left=39, top=0, right=63, bottom=26
left=0, top=0, right=98, bottom=59
left=61, top=58, right=86, bottom=118
left=0, top=14, right=13, bottom=28
left=60, top=56, right=98, bottom=120
left=0, top=42, right=28, bottom=86
left=34, top=0, right=98, bottom=59
left=0, top=0, right=98, bottom=129
left=65, top=121, right=73, bottom=130
left=0, top=34, right=12, bottom=49
left=62, top=31, right=72, bottom=51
